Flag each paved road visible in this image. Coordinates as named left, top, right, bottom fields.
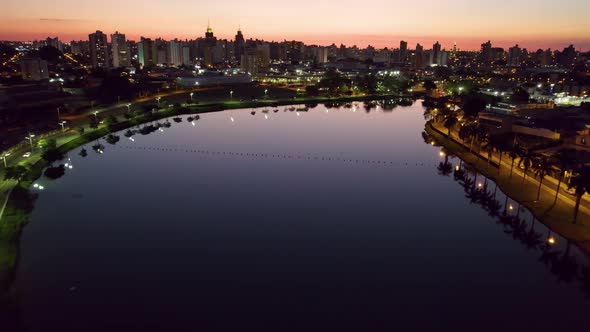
left=433, top=122, right=590, bottom=221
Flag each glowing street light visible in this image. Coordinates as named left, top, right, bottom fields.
left=156, top=97, right=162, bottom=106
left=190, top=92, right=194, bottom=101
left=126, top=103, right=132, bottom=112
left=264, top=89, right=268, bottom=98
left=25, top=134, right=35, bottom=151
left=548, top=236, right=556, bottom=245
left=230, top=90, right=234, bottom=100
left=59, top=121, right=67, bottom=132
left=1, top=153, right=10, bottom=167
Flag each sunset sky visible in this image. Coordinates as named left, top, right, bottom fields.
left=2, top=0, right=589, bottom=50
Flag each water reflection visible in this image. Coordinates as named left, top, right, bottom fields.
left=425, top=130, right=590, bottom=297
left=3, top=101, right=590, bottom=330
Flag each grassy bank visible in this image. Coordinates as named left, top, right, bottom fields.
left=425, top=121, right=590, bottom=255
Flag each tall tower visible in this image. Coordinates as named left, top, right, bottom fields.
left=204, top=21, right=217, bottom=67
left=111, top=31, right=129, bottom=68
left=89, top=30, right=110, bottom=69
left=399, top=40, right=408, bottom=63
left=206, top=20, right=214, bottom=40
left=235, top=26, right=245, bottom=62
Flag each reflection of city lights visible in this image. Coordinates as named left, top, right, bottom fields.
left=478, top=183, right=483, bottom=188
left=509, top=205, right=514, bottom=210
left=230, top=117, right=235, bottom=122
left=265, top=115, right=268, bottom=120
left=548, top=237, right=556, bottom=245
left=455, top=165, right=460, bottom=171
left=431, top=142, right=435, bottom=146
left=439, top=151, right=445, bottom=157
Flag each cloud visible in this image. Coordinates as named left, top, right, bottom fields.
left=39, top=18, right=85, bottom=22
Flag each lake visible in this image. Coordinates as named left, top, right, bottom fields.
left=5, top=101, right=590, bottom=331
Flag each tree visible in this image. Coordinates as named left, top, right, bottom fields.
left=551, top=149, right=577, bottom=205
left=38, top=138, right=57, bottom=151
left=511, top=87, right=530, bottom=103
left=98, top=75, right=134, bottom=103
left=533, top=155, right=552, bottom=201
left=462, top=93, right=488, bottom=118
left=423, top=80, right=437, bottom=91
left=518, top=149, right=536, bottom=186
left=305, top=85, right=319, bottom=97
left=508, top=143, right=522, bottom=179
left=569, top=166, right=590, bottom=224
left=4, top=165, right=28, bottom=182
left=38, top=46, right=63, bottom=64
left=44, top=165, right=66, bottom=180
left=443, top=114, right=458, bottom=137
left=41, top=148, right=64, bottom=164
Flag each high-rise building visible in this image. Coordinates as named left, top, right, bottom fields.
left=20, top=56, right=49, bottom=81
left=481, top=40, right=492, bottom=63
left=234, top=28, right=245, bottom=62
left=203, top=22, right=217, bottom=67
left=70, top=40, right=90, bottom=55
left=43, top=37, right=63, bottom=52
left=508, top=44, right=522, bottom=67
left=111, top=31, right=130, bottom=68
left=413, top=43, right=424, bottom=69
left=169, top=40, right=182, bottom=67
left=429, top=42, right=446, bottom=66
left=241, top=43, right=270, bottom=75
left=89, top=30, right=110, bottom=69
left=138, top=37, right=157, bottom=67
left=316, top=47, right=329, bottom=64
left=399, top=40, right=408, bottom=63
left=182, top=45, right=191, bottom=66
left=560, top=45, right=576, bottom=67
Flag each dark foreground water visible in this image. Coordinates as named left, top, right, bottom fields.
left=3, top=101, right=590, bottom=331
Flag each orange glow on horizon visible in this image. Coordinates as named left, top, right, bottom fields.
left=1, top=0, right=589, bottom=50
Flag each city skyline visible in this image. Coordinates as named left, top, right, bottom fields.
left=2, top=0, right=590, bottom=51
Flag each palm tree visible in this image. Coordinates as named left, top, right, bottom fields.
left=569, top=166, right=590, bottom=224
left=443, top=114, right=458, bottom=137
left=518, top=149, right=536, bottom=186
left=533, top=155, right=552, bottom=201
left=475, top=125, right=489, bottom=158
left=508, top=144, right=522, bottom=179
left=551, top=149, right=576, bottom=206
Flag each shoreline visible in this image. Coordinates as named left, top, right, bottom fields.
left=425, top=121, right=590, bottom=256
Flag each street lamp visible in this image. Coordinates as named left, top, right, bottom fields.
left=57, top=107, right=61, bottom=121
left=59, top=121, right=67, bottom=132
left=156, top=97, right=161, bottom=106
left=1, top=153, right=10, bottom=167
left=25, top=134, right=35, bottom=151
left=230, top=90, right=234, bottom=100
left=190, top=92, right=194, bottom=101
left=126, top=103, right=132, bottom=112
left=264, top=89, right=268, bottom=98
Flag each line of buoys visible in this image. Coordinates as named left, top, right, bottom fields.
left=113, top=145, right=438, bottom=168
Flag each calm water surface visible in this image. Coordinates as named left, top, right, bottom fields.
left=6, top=102, right=590, bottom=331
